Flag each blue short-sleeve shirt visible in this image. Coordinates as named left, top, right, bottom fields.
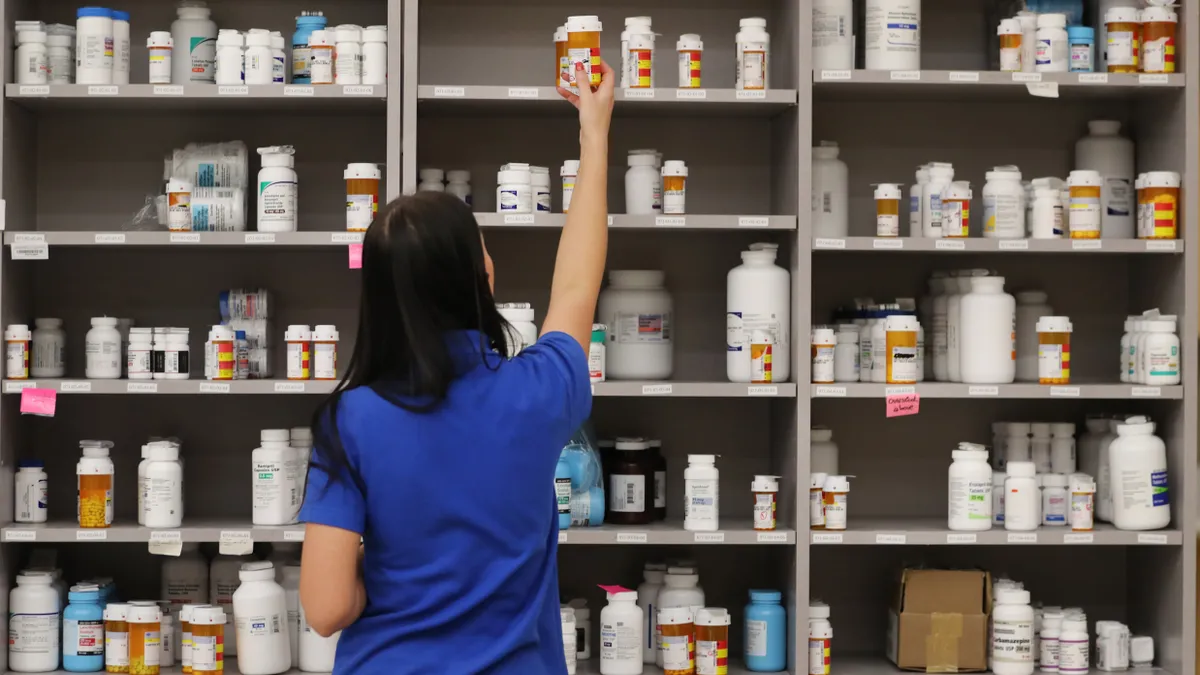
left=299, top=330, right=591, bottom=674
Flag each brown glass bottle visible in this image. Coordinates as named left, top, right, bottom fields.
left=608, top=438, right=653, bottom=525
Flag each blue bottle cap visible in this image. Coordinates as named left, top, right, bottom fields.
left=235, top=330, right=247, bottom=340
left=749, top=589, right=782, bottom=603
left=1067, top=26, right=1094, bottom=40
left=77, top=7, right=114, bottom=18
left=17, top=459, right=44, bottom=468
left=111, top=10, right=130, bottom=21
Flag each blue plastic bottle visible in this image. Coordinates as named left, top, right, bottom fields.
left=556, top=456, right=572, bottom=529
left=291, top=11, right=328, bottom=84
left=744, top=589, right=787, bottom=672
left=62, top=584, right=104, bottom=672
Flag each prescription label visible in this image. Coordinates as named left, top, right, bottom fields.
left=615, top=312, right=671, bottom=344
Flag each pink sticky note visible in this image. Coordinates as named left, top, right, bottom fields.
left=20, top=388, right=56, bottom=417
left=598, top=585, right=633, bottom=595
left=886, top=393, right=920, bottom=418
left=348, top=244, right=363, bottom=269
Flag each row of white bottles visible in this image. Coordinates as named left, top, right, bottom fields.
left=923, top=270, right=1016, bottom=384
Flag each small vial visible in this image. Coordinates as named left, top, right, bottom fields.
left=874, top=183, right=902, bottom=237
left=821, top=475, right=849, bottom=530
left=313, top=325, right=339, bottom=380
left=1068, top=473, right=1095, bottom=531
left=677, top=33, right=703, bottom=88
left=285, top=325, right=312, bottom=380
left=5, top=324, right=31, bottom=380
left=661, top=160, right=687, bottom=214
left=810, top=326, right=835, bottom=384
left=1067, top=170, right=1101, bottom=239
left=1036, top=316, right=1072, bottom=385
left=105, top=603, right=131, bottom=673
left=588, top=323, right=606, bottom=382
left=998, top=19, right=1023, bottom=72
left=309, top=30, right=334, bottom=85
left=751, top=475, right=779, bottom=531
left=809, top=472, right=827, bottom=529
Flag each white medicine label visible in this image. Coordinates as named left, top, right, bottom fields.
left=170, top=232, right=200, bottom=243
left=342, top=85, right=374, bottom=96
left=1007, top=532, right=1038, bottom=543
left=616, top=532, right=647, bottom=543
left=993, top=618, right=1034, bottom=665
left=735, top=89, right=766, bottom=99
left=245, top=233, right=276, bottom=243
left=935, top=239, right=964, bottom=250
left=814, top=238, right=845, bottom=249
left=949, top=71, right=980, bottom=82
left=746, top=619, right=768, bottom=656
left=641, top=384, right=672, bottom=395
left=219, top=530, right=253, bottom=555
left=675, top=88, right=706, bottom=99
left=600, top=618, right=641, bottom=665
left=11, top=612, right=58, bottom=657
left=873, top=238, right=903, bottom=249
left=284, top=85, right=314, bottom=97
left=502, top=214, right=535, bottom=225
left=738, top=216, right=770, bottom=228
left=757, top=531, right=787, bottom=543
left=623, top=88, right=655, bottom=99
left=655, top=216, right=685, bottom=228
left=18, top=85, right=49, bottom=96
left=87, top=85, right=118, bottom=96
left=811, top=532, right=842, bottom=543
left=615, top=311, right=670, bottom=344
left=685, top=479, right=718, bottom=525
left=694, top=532, right=724, bottom=543
left=609, top=475, right=645, bottom=513
left=1012, top=72, right=1042, bottom=82
left=999, top=239, right=1029, bottom=250
left=890, top=70, right=920, bottom=81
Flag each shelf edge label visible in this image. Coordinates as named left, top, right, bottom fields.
left=503, top=214, right=535, bottom=225
left=245, top=233, right=276, bottom=244
left=1131, top=387, right=1161, bottom=398
left=820, top=70, right=852, bottom=81
left=747, top=386, right=778, bottom=396
left=1137, top=533, right=1168, bottom=544
left=948, top=71, right=980, bottom=82
left=284, top=85, right=314, bottom=97
left=18, top=85, right=49, bottom=96
left=655, top=216, right=685, bottom=228
left=616, top=532, right=647, bottom=543
left=60, top=381, right=91, bottom=393
left=1139, top=74, right=1169, bottom=84
left=935, top=239, right=965, bottom=250
left=433, top=86, right=465, bottom=97
left=11, top=243, right=48, bottom=260
left=1064, top=533, right=1094, bottom=544
left=1012, top=72, right=1042, bottom=82
left=274, top=382, right=306, bottom=393
left=218, top=85, right=248, bottom=96
left=154, top=85, right=184, bottom=96
left=342, top=85, right=375, bottom=96
left=1007, top=532, right=1038, bottom=543
left=946, top=533, right=977, bottom=544
left=1071, top=239, right=1102, bottom=250
left=641, top=384, right=672, bottom=396
left=756, top=531, right=788, bottom=543
left=170, top=232, right=201, bottom=243
left=507, top=87, right=539, bottom=99
left=890, top=70, right=920, bottom=81
left=1049, top=386, right=1080, bottom=397
left=738, top=216, right=769, bottom=228
left=1145, top=240, right=1177, bottom=251
left=95, top=233, right=126, bottom=244
left=126, top=382, right=158, bottom=393
left=199, top=382, right=231, bottom=394
left=1078, top=73, right=1108, bottom=84
left=4, top=381, right=37, bottom=393
left=87, top=85, right=118, bottom=96
left=875, top=533, right=906, bottom=544
left=622, top=88, right=655, bottom=99
left=76, top=530, right=107, bottom=540
left=694, top=532, right=725, bottom=543
left=675, top=88, right=706, bottom=99
left=735, top=90, right=766, bottom=99
left=999, top=239, right=1029, bottom=250
left=4, top=530, right=36, bottom=541
left=219, top=530, right=254, bottom=555
left=331, top=232, right=364, bottom=243
left=811, top=532, right=843, bottom=544
left=283, top=530, right=306, bottom=542
left=558, top=531, right=567, bottom=543
left=814, top=238, right=845, bottom=249
left=968, top=386, right=998, bottom=396
left=814, top=386, right=846, bottom=397
left=873, top=238, right=903, bottom=249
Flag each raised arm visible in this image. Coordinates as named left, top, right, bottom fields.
left=542, top=60, right=616, bottom=351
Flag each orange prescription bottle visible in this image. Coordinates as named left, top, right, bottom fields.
left=1067, top=170, right=1102, bottom=239
left=128, top=604, right=162, bottom=675
left=678, top=34, right=702, bottom=88
left=105, top=603, right=131, bottom=673
left=940, top=181, right=971, bottom=238
left=565, top=15, right=602, bottom=91
left=189, top=606, right=225, bottom=675
left=554, top=25, right=567, bottom=87
left=285, top=324, right=313, bottom=380
left=1142, top=171, right=1180, bottom=239
left=5, top=324, right=30, bottom=380
left=694, top=608, right=730, bottom=675
left=751, top=330, right=775, bottom=384
left=884, top=315, right=919, bottom=384
left=345, top=163, right=381, bottom=232
left=78, top=440, right=114, bottom=529
left=809, top=472, right=827, bottom=530
left=180, top=603, right=211, bottom=674
left=659, top=607, right=695, bottom=675
left=1036, top=316, right=1072, bottom=385
left=1104, top=7, right=1140, bottom=73
left=998, top=19, right=1023, bottom=71
left=752, top=475, right=780, bottom=531
left=208, top=326, right=234, bottom=381
left=1140, top=7, right=1176, bottom=74
left=874, top=183, right=902, bottom=237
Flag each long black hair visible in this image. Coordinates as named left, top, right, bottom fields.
left=309, top=191, right=512, bottom=492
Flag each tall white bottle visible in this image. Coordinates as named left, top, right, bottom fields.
left=959, top=276, right=1016, bottom=384
left=946, top=269, right=983, bottom=382
left=812, top=142, right=848, bottom=238
left=1075, top=120, right=1135, bottom=239
left=727, top=245, right=791, bottom=383
left=813, top=0, right=853, bottom=70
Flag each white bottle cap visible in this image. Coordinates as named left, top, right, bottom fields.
left=751, top=475, right=780, bottom=493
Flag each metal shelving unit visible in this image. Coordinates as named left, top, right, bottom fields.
left=0, top=0, right=1192, bottom=674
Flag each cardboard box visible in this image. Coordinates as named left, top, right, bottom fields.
left=886, top=568, right=992, bottom=672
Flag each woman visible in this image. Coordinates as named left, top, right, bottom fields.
left=297, top=60, right=615, bottom=674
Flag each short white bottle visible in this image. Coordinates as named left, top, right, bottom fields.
left=1035, top=13, right=1069, bottom=73
left=496, top=169, right=532, bottom=214
left=1140, top=318, right=1180, bottom=385
left=14, top=460, right=47, bottom=524
left=1004, top=461, right=1040, bottom=531
left=948, top=443, right=992, bottom=531
left=85, top=317, right=122, bottom=379
left=599, top=590, right=642, bottom=675
left=10, top=572, right=60, bottom=672
left=993, top=588, right=1035, bottom=675
left=215, top=29, right=245, bottom=85
left=1040, top=473, right=1068, bottom=527
left=15, top=30, right=49, bottom=85
left=684, top=455, right=719, bottom=531
left=256, top=146, right=298, bottom=232
left=625, top=150, right=660, bottom=215
left=334, top=26, right=363, bottom=84
left=232, top=561, right=291, bottom=675
left=1058, top=618, right=1089, bottom=675
left=31, top=318, right=65, bottom=378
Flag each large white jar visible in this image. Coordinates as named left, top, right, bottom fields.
left=598, top=271, right=673, bottom=380
left=812, top=142, right=848, bottom=238
left=232, top=561, right=291, bottom=675
left=946, top=269, right=984, bottom=382
left=959, top=276, right=1016, bottom=384
left=1014, top=291, right=1052, bottom=382
left=1108, top=416, right=1170, bottom=531
left=1075, top=120, right=1135, bottom=239
left=727, top=246, right=790, bottom=383
left=299, top=602, right=340, bottom=672
left=252, top=429, right=301, bottom=526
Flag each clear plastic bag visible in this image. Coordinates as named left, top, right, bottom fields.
left=563, top=425, right=605, bottom=527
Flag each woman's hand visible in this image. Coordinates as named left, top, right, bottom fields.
left=557, top=60, right=615, bottom=145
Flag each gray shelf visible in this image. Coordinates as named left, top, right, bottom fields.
left=1, top=379, right=794, bottom=398
left=477, top=214, right=797, bottom=230
left=560, top=521, right=794, bottom=546
left=809, top=519, right=1182, bottom=546
left=5, top=231, right=366, bottom=248
left=5, top=83, right=385, bottom=111
left=811, top=383, right=1181, bottom=400
left=417, top=85, right=797, bottom=115
left=2, top=521, right=305, bottom=544
left=828, top=656, right=1172, bottom=675
left=576, top=661, right=757, bottom=675
left=814, top=236, right=1184, bottom=253
left=11, top=659, right=323, bottom=675
left=813, top=69, right=1184, bottom=97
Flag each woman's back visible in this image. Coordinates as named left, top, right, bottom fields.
left=301, top=331, right=590, bottom=674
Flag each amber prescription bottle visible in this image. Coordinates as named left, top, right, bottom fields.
left=554, top=25, right=567, bottom=87
left=1104, top=7, right=1140, bottom=73
left=677, top=34, right=702, bottom=88
left=694, top=608, right=730, bottom=675
left=285, top=324, right=312, bottom=380
left=128, top=604, right=162, bottom=675
left=5, top=324, right=30, bottom=379
left=659, top=607, right=695, bottom=675
left=1067, top=170, right=1102, bottom=239
left=1036, top=316, right=1072, bottom=385
left=884, top=315, right=919, bottom=385
left=809, top=472, right=827, bottom=529
left=750, top=330, right=775, bottom=384
left=998, top=19, right=1023, bottom=71
left=1140, top=7, right=1176, bottom=74
left=345, top=163, right=381, bottom=233
left=874, top=183, right=902, bottom=237
left=1142, top=171, right=1180, bottom=239
left=608, top=437, right=653, bottom=525
left=565, top=15, right=602, bottom=91
left=78, top=441, right=114, bottom=529
left=752, top=475, right=780, bottom=531
left=105, top=603, right=131, bottom=673
left=662, top=160, right=687, bottom=215
left=189, top=606, right=225, bottom=675
left=179, top=603, right=211, bottom=674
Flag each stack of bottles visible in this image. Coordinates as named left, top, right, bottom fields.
left=12, top=21, right=76, bottom=85
left=811, top=0, right=920, bottom=71
left=494, top=163, right=552, bottom=214
left=1121, top=309, right=1181, bottom=385
left=212, top=288, right=271, bottom=379
left=819, top=297, right=923, bottom=385
left=10, top=549, right=341, bottom=674
left=165, top=141, right=249, bottom=232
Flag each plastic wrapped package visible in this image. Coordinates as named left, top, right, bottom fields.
left=220, top=289, right=271, bottom=321
left=217, top=290, right=272, bottom=378
left=170, top=141, right=249, bottom=189
left=562, top=426, right=605, bottom=527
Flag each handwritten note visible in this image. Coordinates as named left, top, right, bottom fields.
left=19, top=388, right=56, bottom=416
left=886, top=393, right=920, bottom=417
left=349, top=244, right=363, bottom=269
